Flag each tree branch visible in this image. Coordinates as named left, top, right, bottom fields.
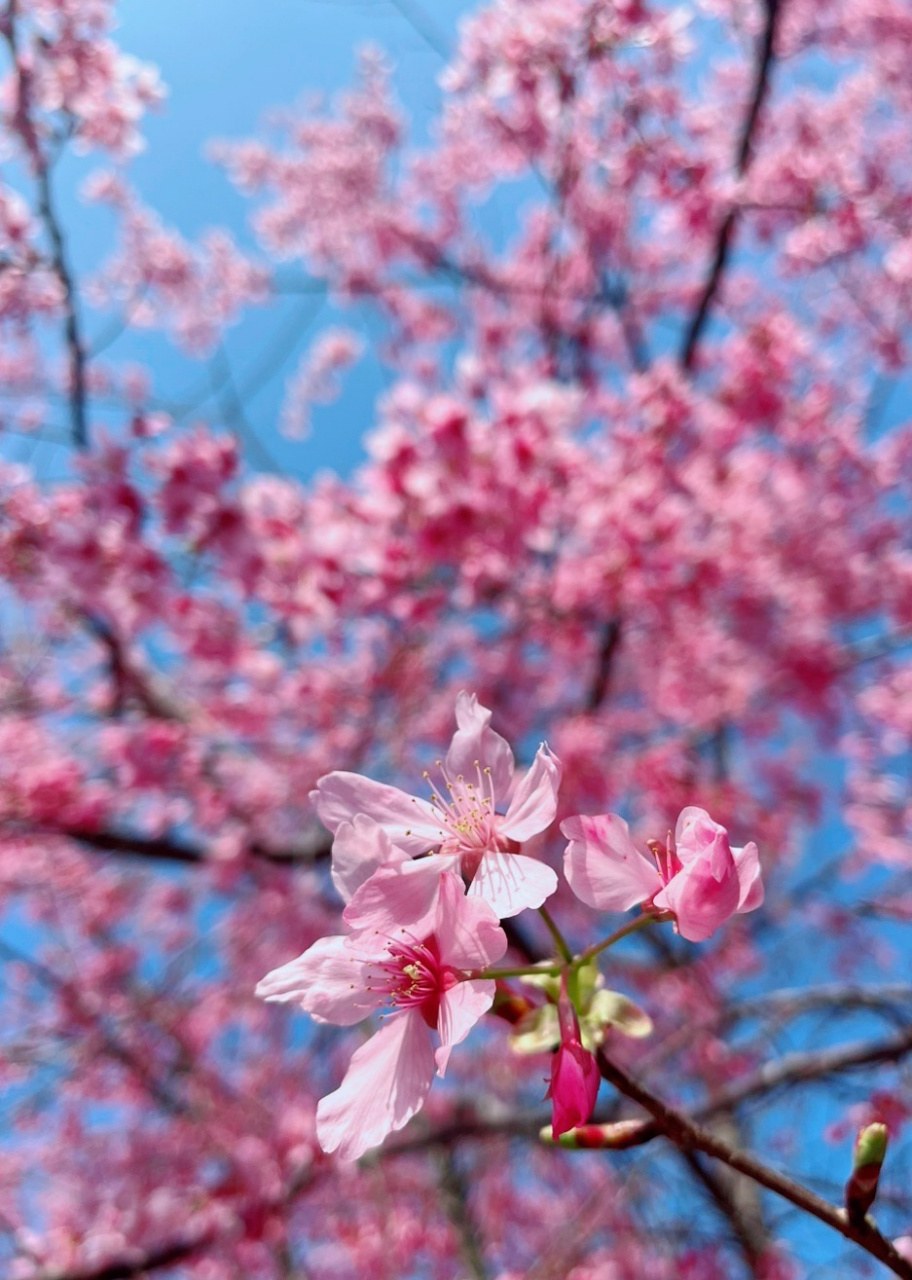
left=4, top=2, right=88, bottom=448
left=23, top=823, right=331, bottom=867
left=679, top=0, right=781, bottom=371
left=596, top=1049, right=912, bottom=1279
left=680, top=1148, right=769, bottom=1274
left=584, top=617, right=622, bottom=712
left=35, top=1232, right=214, bottom=1280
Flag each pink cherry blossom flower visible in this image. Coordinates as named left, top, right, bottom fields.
left=312, top=692, right=561, bottom=918
left=547, top=975, right=600, bottom=1138
left=562, top=806, right=763, bottom=943
left=256, top=871, right=506, bottom=1160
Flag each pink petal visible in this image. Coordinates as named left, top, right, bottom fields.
left=331, top=815, right=409, bottom=903
left=342, top=858, right=456, bottom=936
left=255, top=935, right=380, bottom=1025
left=500, top=744, right=562, bottom=842
left=653, top=856, right=741, bottom=943
left=549, top=1041, right=600, bottom=1138
left=436, top=871, right=508, bottom=969
left=468, top=850, right=558, bottom=918
left=734, top=841, right=764, bottom=913
left=444, top=692, right=514, bottom=797
left=675, top=807, right=731, bottom=876
left=316, top=1011, right=436, bottom=1160
left=435, top=978, right=495, bottom=1076
left=311, top=771, right=443, bottom=856
left=561, top=814, right=659, bottom=912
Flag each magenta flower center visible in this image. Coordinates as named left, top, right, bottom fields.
left=369, top=935, right=456, bottom=1028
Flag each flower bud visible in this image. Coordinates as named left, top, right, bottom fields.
left=846, top=1122, right=888, bottom=1223
left=539, top=1119, right=656, bottom=1150
left=546, top=974, right=600, bottom=1138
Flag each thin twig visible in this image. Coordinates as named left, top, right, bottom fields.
left=4, top=3, right=88, bottom=448
left=680, top=0, right=781, bottom=371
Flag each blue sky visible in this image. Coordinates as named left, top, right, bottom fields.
left=55, top=0, right=473, bottom=481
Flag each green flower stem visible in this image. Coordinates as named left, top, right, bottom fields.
left=477, top=911, right=670, bottom=982
left=538, top=904, right=573, bottom=963
left=579, top=911, right=668, bottom=963
left=478, top=963, right=564, bottom=981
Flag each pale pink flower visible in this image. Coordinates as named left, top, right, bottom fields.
left=256, top=871, right=506, bottom=1160
left=312, top=692, right=561, bottom=917
left=547, top=976, right=600, bottom=1138
left=562, top=806, right=763, bottom=943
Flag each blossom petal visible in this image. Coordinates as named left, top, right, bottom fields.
left=444, top=692, right=514, bottom=797
left=468, top=850, right=558, bottom=918
left=500, top=744, right=562, bottom=842
left=675, top=807, right=732, bottom=876
left=343, top=858, right=456, bottom=936
left=255, top=935, right=380, bottom=1025
left=734, top=841, right=764, bottom=913
left=561, top=814, right=659, bottom=912
left=331, top=814, right=409, bottom=904
left=435, top=978, right=495, bottom=1075
left=549, top=1041, right=600, bottom=1138
left=316, top=1011, right=436, bottom=1160
left=653, top=856, right=740, bottom=943
left=312, top=771, right=443, bottom=856
left=436, top=870, right=508, bottom=969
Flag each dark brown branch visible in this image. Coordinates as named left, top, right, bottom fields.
left=4, top=3, right=88, bottom=448
left=385, top=1023, right=912, bottom=1159
left=596, top=1049, right=912, bottom=1279
left=680, top=1148, right=769, bottom=1273
left=634, top=1023, right=912, bottom=1149
left=680, top=0, right=781, bottom=371
left=437, top=1150, right=490, bottom=1280
left=85, top=616, right=186, bottom=721
left=35, top=145, right=88, bottom=448
left=585, top=617, right=622, bottom=712
left=37, top=1232, right=214, bottom=1280
left=31, top=823, right=331, bottom=867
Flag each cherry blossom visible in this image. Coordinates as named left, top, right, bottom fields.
left=257, top=870, right=506, bottom=1160
left=313, top=692, right=561, bottom=917
left=562, top=807, right=763, bottom=943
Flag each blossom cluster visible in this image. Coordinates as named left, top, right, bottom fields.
left=259, top=694, right=763, bottom=1158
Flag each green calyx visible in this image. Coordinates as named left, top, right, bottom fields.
left=510, top=959, right=653, bottom=1056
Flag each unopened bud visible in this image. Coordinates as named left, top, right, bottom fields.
left=846, top=1122, right=888, bottom=1224
left=539, top=1118, right=656, bottom=1150
left=853, top=1122, right=888, bottom=1171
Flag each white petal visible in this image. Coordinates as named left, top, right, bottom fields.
left=468, top=850, right=558, bottom=918
left=255, top=934, right=380, bottom=1025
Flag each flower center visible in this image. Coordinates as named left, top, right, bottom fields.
left=422, top=759, right=501, bottom=861
left=646, top=835, right=681, bottom=887
left=371, top=935, right=456, bottom=1028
